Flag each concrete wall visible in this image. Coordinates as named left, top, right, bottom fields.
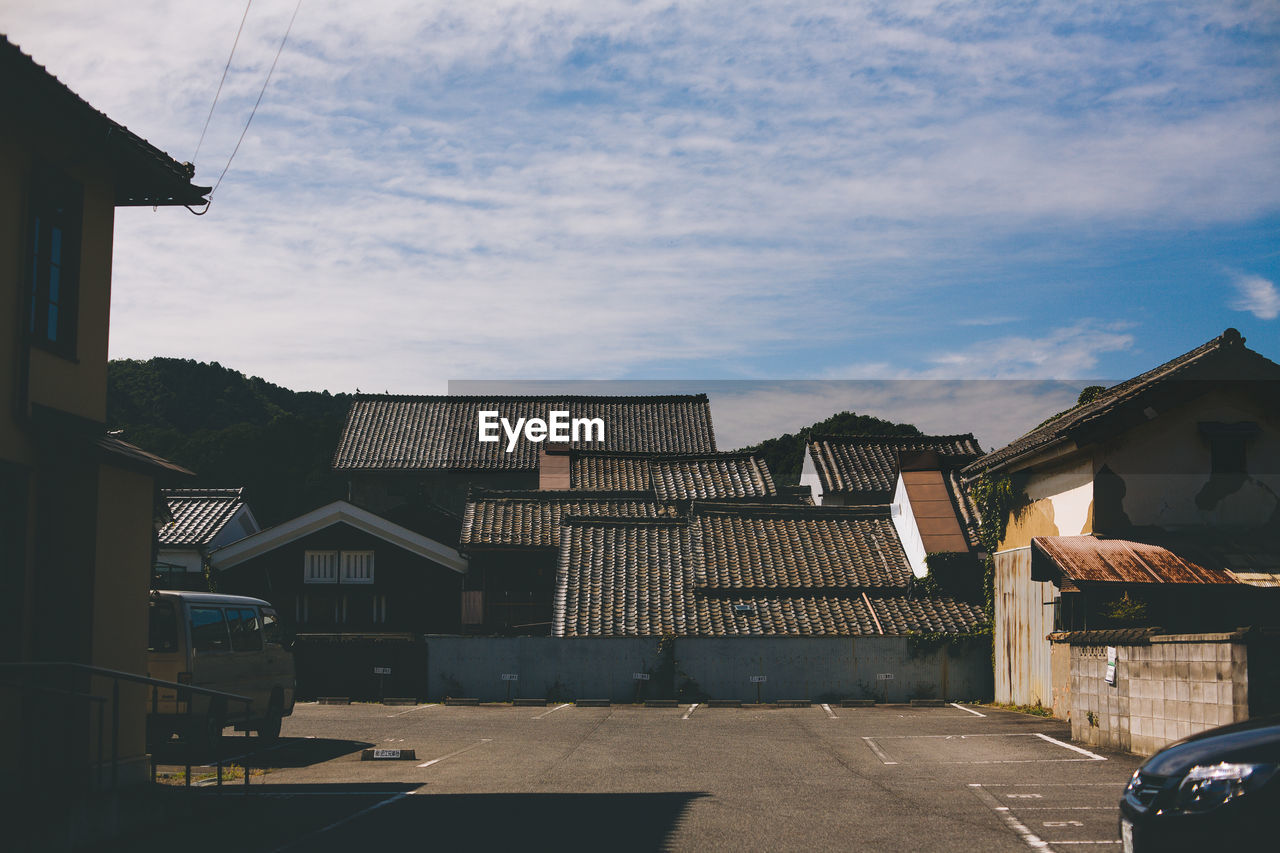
left=423, top=636, right=993, bottom=703
left=1064, top=633, right=1249, bottom=757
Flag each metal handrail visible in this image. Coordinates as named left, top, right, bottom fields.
left=0, top=661, right=255, bottom=792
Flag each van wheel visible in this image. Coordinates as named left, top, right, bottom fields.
left=258, top=694, right=283, bottom=743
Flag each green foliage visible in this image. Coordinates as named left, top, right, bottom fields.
left=737, top=410, right=921, bottom=485
left=907, top=631, right=992, bottom=659
left=1102, top=591, right=1150, bottom=626
left=920, top=551, right=982, bottom=601
left=107, top=358, right=352, bottom=526
left=969, top=472, right=1021, bottom=624
left=985, top=701, right=1054, bottom=718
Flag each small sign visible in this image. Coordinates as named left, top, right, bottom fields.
left=876, top=673, right=894, bottom=681
left=1105, top=646, right=1117, bottom=686
left=501, top=673, right=519, bottom=681
left=750, top=675, right=768, bottom=683
left=633, top=673, right=651, bottom=681
left=361, top=748, right=418, bottom=761
left=373, top=667, right=392, bottom=675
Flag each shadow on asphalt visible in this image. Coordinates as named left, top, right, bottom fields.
left=151, top=735, right=374, bottom=769
left=99, top=788, right=709, bottom=852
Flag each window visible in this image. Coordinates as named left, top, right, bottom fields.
left=227, top=607, right=263, bottom=652
left=304, top=550, right=374, bottom=584
left=304, top=551, right=339, bottom=583
left=26, top=165, right=83, bottom=356
left=148, top=600, right=178, bottom=653
left=262, top=608, right=282, bottom=645
left=342, top=551, right=375, bottom=584
left=190, top=606, right=229, bottom=653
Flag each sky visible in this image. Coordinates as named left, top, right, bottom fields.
left=3, top=1, right=1279, bottom=445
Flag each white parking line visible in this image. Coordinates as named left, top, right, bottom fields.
left=951, top=702, right=986, bottom=717
left=682, top=703, right=699, bottom=720
left=387, top=703, right=439, bottom=718
left=271, top=789, right=421, bottom=852
left=968, top=784, right=1052, bottom=851
left=417, top=738, right=492, bottom=768
left=1034, top=733, right=1106, bottom=761
left=533, top=702, right=572, bottom=720
left=862, top=737, right=898, bottom=765
left=820, top=703, right=837, bottom=719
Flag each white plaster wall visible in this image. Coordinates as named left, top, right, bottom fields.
left=891, top=475, right=928, bottom=578
left=799, top=449, right=823, bottom=505
left=157, top=548, right=202, bottom=574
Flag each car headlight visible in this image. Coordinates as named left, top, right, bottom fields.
left=1174, top=762, right=1277, bottom=812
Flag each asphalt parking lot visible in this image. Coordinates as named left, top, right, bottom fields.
left=125, top=702, right=1142, bottom=852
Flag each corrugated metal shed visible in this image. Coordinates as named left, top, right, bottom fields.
left=1032, top=536, right=1238, bottom=585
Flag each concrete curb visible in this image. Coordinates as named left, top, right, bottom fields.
left=444, top=697, right=479, bottom=706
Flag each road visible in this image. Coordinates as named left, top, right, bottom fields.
left=124, top=701, right=1141, bottom=852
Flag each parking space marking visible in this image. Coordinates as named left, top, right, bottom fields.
left=950, top=702, right=986, bottom=717
left=820, top=703, right=838, bottom=719
left=968, top=784, right=1052, bottom=851
left=1033, top=733, right=1106, bottom=761
left=682, top=703, right=699, bottom=720
left=416, top=738, right=492, bottom=768
left=532, top=702, right=572, bottom=720
left=862, top=737, right=898, bottom=765
left=387, top=703, right=439, bottom=717
left=271, top=788, right=423, bottom=852
left=859, top=733, right=1108, bottom=766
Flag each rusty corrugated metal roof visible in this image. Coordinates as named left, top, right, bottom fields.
left=1032, top=535, right=1238, bottom=585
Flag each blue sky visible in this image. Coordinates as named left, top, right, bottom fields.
left=3, top=1, right=1278, bottom=442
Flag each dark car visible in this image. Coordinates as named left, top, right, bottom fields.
left=1120, top=714, right=1280, bottom=852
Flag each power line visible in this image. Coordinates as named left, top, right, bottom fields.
left=189, top=0, right=303, bottom=215
left=192, top=0, right=255, bottom=165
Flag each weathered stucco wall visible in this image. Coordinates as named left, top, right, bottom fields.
left=423, top=636, right=993, bottom=703
left=1065, top=633, right=1249, bottom=757
left=1000, top=456, right=1094, bottom=551
left=1095, top=389, right=1280, bottom=529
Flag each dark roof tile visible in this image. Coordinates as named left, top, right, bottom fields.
left=160, top=488, right=248, bottom=547
left=333, top=395, right=716, bottom=471
left=808, top=434, right=982, bottom=498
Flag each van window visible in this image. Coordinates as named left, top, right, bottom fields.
left=228, top=607, right=263, bottom=652
left=148, top=600, right=178, bottom=653
left=190, top=606, right=230, bottom=653
left=262, top=609, right=282, bottom=645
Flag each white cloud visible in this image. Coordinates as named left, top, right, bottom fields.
left=4, top=2, right=1278, bottom=393
left=1231, top=274, right=1280, bottom=321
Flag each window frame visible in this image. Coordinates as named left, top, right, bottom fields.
left=25, top=164, right=84, bottom=359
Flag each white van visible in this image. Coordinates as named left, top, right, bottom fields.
left=146, top=591, right=295, bottom=747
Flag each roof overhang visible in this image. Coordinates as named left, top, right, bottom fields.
left=209, top=500, right=468, bottom=574
left=1031, top=535, right=1245, bottom=585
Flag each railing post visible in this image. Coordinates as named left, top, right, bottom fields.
left=96, top=701, right=105, bottom=791
left=111, top=680, right=120, bottom=789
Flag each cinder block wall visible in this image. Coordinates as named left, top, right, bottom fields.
left=1066, top=633, right=1249, bottom=756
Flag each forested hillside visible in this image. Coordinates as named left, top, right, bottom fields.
left=106, top=358, right=352, bottom=526
left=739, top=411, right=921, bottom=485
left=108, top=358, right=923, bottom=520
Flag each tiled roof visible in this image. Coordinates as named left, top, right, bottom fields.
left=568, top=451, right=777, bottom=500
left=964, top=329, right=1280, bottom=477
left=333, top=395, right=716, bottom=471
left=553, top=507, right=987, bottom=637
left=1048, top=627, right=1164, bottom=646
left=2, top=36, right=209, bottom=206
left=808, top=434, right=983, bottom=498
left=693, top=504, right=912, bottom=589
left=160, top=488, right=248, bottom=547
left=460, top=490, right=677, bottom=548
